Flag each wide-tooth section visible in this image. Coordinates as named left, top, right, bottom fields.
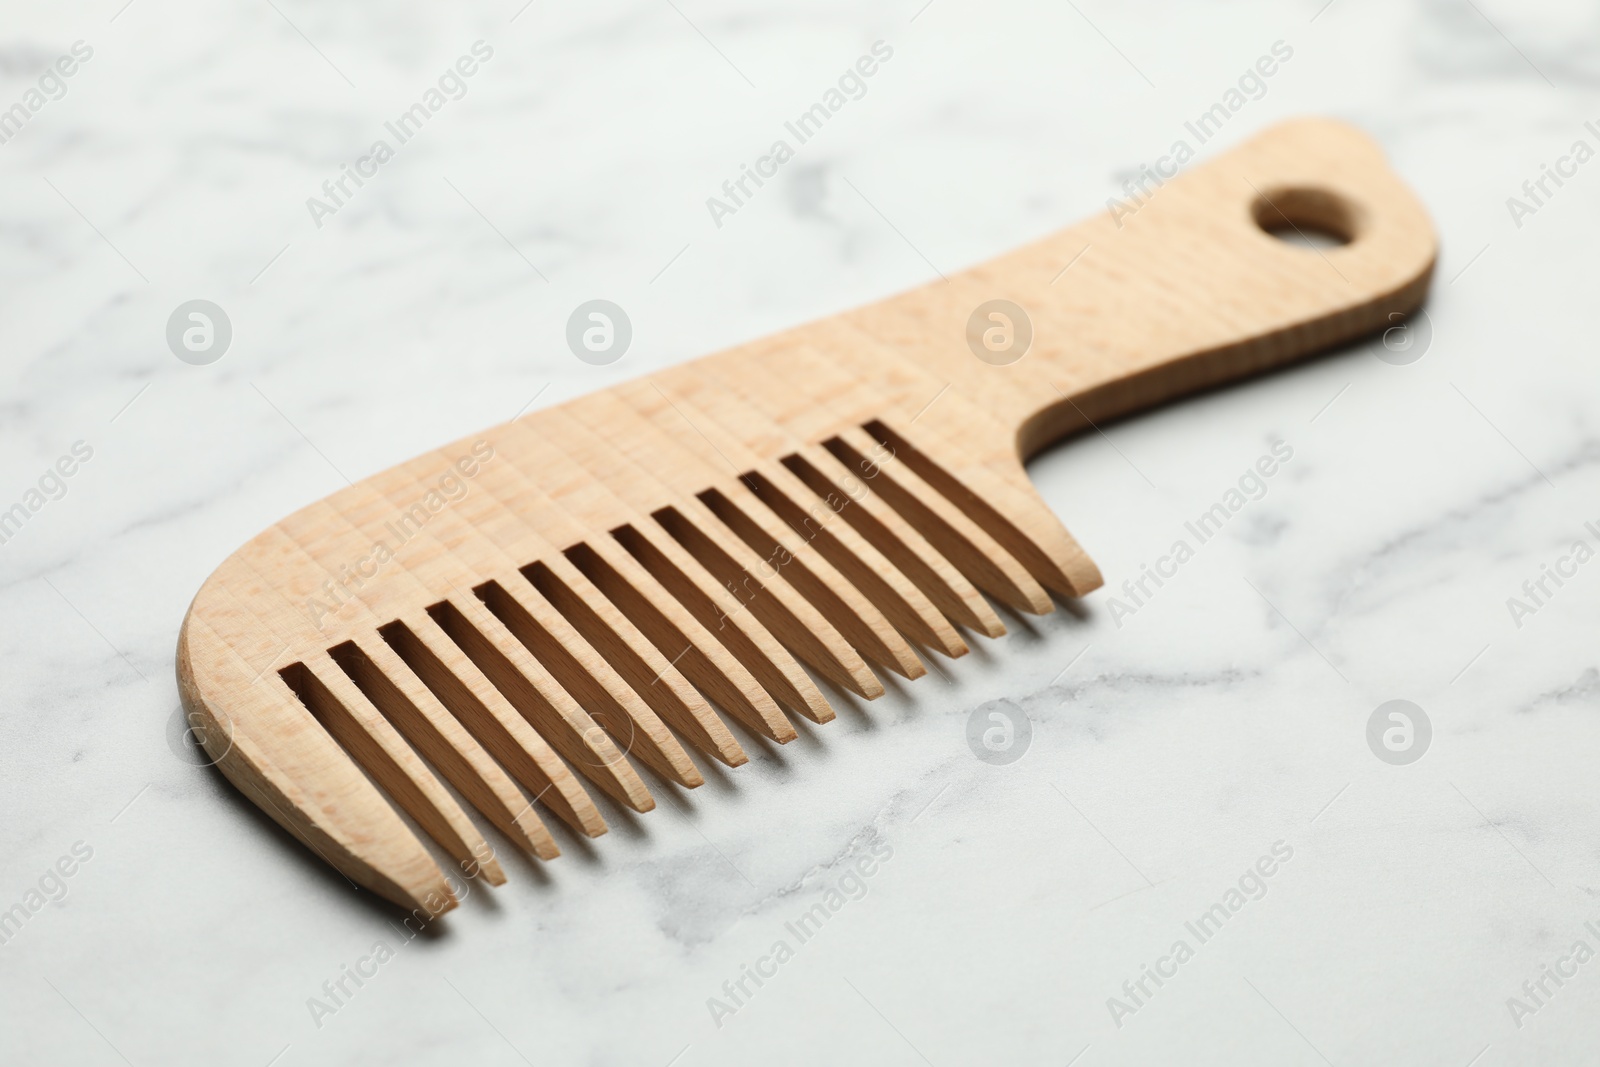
left=282, top=651, right=506, bottom=885
left=380, top=615, right=608, bottom=838
left=781, top=446, right=1007, bottom=637
left=576, top=385, right=922, bottom=681
left=475, top=577, right=704, bottom=788
left=523, top=560, right=747, bottom=767
left=563, top=540, right=797, bottom=744
left=826, top=428, right=1053, bottom=615
left=332, top=635, right=560, bottom=861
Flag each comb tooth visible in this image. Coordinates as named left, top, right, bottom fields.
left=624, top=369, right=970, bottom=659
left=284, top=652, right=506, bottom=885
left=596, top=380, right=924, bottom=679
left=827, top=428, right=1053, bottom=615
left=783, top=446, right=1008, bottom=638
left=333, top=635, right=560, bottom=861
left=381, top=615, right=608, bottom=838
left=691, top=485, right=925, bottom=680
left=524, top=558, right=747, bottom=767
left=541, top=399, right=880, bottom=700
left=611, top=520, right=836, bottom=724
left=740, top=464, right=968, bottom=659
left=863, top=419, right=1102, bottom=598
left=474, top=577, right=704, bottom=789
left=427, top=596, right=656, bottom=814
left=180, top=611, right=456, bottom=915
left=564, top=539, right=797, bottom=744
left=653, top=500, right=886, bottom=699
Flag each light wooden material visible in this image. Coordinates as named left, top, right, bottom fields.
left=177, top=119, right=1437, bottom=914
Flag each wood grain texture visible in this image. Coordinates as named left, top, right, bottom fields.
left=176, top=119, right=1437, bottom=912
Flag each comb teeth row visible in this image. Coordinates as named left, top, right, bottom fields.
left=261, top=417, right=1086, bottom=897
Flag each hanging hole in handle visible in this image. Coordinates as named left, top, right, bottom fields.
left=1250, top=186, right=1361, bottom=249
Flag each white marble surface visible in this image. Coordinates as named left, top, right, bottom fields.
left=3, top=0, right=1600, bottom=1063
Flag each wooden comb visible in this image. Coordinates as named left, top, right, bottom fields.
left=177, top=118, right=1436, bottom=915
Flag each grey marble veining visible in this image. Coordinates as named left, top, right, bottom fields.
left=3, top=1, right=1600, bottom=1064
